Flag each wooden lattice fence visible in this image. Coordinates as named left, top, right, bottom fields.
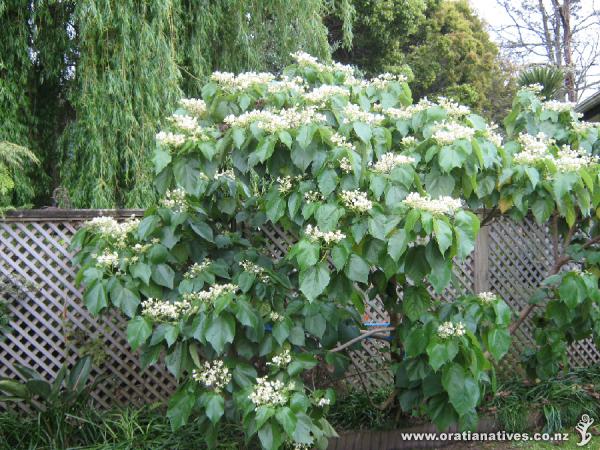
left=1, top=209, right=599, bottom=406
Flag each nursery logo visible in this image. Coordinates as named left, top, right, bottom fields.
left=575, top=414, right=594, bottom=447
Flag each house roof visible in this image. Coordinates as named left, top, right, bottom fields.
left=576, top=90, right=600, bottom=114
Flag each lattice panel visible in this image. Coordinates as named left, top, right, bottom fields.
left=0, top=216, right=177, bottom=410
left=1, top=211, right=599, bottom=404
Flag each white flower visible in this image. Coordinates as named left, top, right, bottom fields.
left=249, top=377, right=292, bottom=408
left=160, top=188, right=187, bottom=212
left=317, top=397, right=331, bottom=407
left=290, top=51, right=354, bottom=78
left=241, top=260, right=269, bottom=282
left=303, top=85, right=349, bottom=104
left=513, top=132, right=555, bottom=165
left=214, top=169, right=235, bottom=180
left=543, top=100, right=576, bottom=112
left=277, top=176, right=294, bottom=194
left=573, top=121, right=597, bottom=134
left=524, top=83, right=544, bottom=94
left=192, top=360, right=231, bottom=393
left=554, top=145, right=598, bottom=172
left=408, top=235, right=430, bottom=248
left=183, top=283, right=238, bottom=304
left=370, top=152, right=415, bottom=173
left=211, top=71, right=275, bottom=91
left=330, top=133, right=355, bottom=151
left=141, top=298, right=191, bottom=321
left=156, top=131, right=186, bottom=147
left=339, top=157, right=353, bottom=173
left=184, top=260, right=211, bottom=279
left=437, top=321, right=466, bottom=339
left=401, top=136, right=416, bottom=146
left=365, top=73, right=408, bottom=90
left=304, top=190, right=324, bottom=203
left=340, top=190, right=373, bottom=213
left=485, top=123, right=503, bottom=147
left=267, top=76, right=306, bottom=94
left=477, top=291, right=496, bottom=304
left=85, top=216, right=139, bottom=241
left=437, top=96, right=471, bottom=117
left=170, top=114, right=199, bottom=132
left=305, top=224, right=346, bottom=244
left=95, top=250, right=119, bottom=268
left=224, top=107, right=325, bottom=133
left=383, top=98, right=435, bottom=120
left=267, top=349, right=292, bottom=368
left=269, top=311, right=284, bottom=322
left=431, top=121, right=475, bottom=145
left=402, top=192, right=463, bottom=216
left=180, top=98, right=207, bottom=116
left=342, top=103, right=384, bottom=125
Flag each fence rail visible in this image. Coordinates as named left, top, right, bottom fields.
left=1, top=209, right=599, bottom=406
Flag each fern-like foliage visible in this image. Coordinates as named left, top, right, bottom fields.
left=518, top=66, right=565, bottom=100
left=0, top=141, right=39, bottom=199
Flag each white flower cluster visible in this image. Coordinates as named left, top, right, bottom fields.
left=431, top=122, right=475, bottom=145
left=249, top=377, right=292, bottom=408
left=485, top=123, right=503, bottom=147
left=192, top=360, right=231, bottom=393
left=266, top=76, right=306, bottom=94
left=340, top=190, right=373, bottom=213
left=211, top=71, right=275, bottom=91
left=573, top=121, right=598, bottom=134
left=303, top=85, right=349, bottom=104
left=214, top=169, right=235, bottom=180
left=94, top=250, right=119, bottom=268
left=330, top=133, right=355, bottom=151
left=370, top=152, right=415, bottom=173
left=317, top=397, right=331, bottom=407
left=342, top=103, right=384, bottom=125
left=477, top=291, right=497, bottom=304
left=241, top=260, right=269, bottom=282
left=437, top=96, right=471, bottom=117
left=180, top=98, right=207, bottom=116
left=156, top=131, right=186, bottom=147
left=408, top=235, right=430, bottom=248
left=290, top=51, right=354, bottom=78
left=513, top=132, right=554, bottom=165
left=292, top=443, right=312, bottom=450
left=554, top=145, right=598, bottom=172
left=304, top=190, right=324, bottom=203
left=160, top=188, right=187, bottom=212
left=543, top=100, right=576, bottom=112
left=339, top=157, right=353, bottom=173
left=437, top=321, right=466, bottom=339
left=183, top=283, right=238, bottom=304
left=267, top=349, right=292, bottom=368
left=141, top=298, right=191, bottom=321
left=276, top=175, right=302, bottom=194
left=85, top=216, right=139, bottom=239
left=224, top=107, right=325, bottom=133
left=402, top=192, right=463, bottom=216
left=382, top=98, right=434, bottom=120
left=184, top=260, right=211, bottom=279
left=269, top=311, right=284, bottom=322
left=524, top=83, right=544, bottom=94
left=365, top=73, right=408, bottom=90
left=170, top=114, right=199, bottom=133
left=305, top=224, right=346, bottom=244
left=401, top=136, right=417, bottom=146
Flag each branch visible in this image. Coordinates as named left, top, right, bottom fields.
left=330, top=327, right=395, bottom=353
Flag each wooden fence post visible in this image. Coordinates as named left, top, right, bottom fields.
left=473, top=225, right=490, bottom=293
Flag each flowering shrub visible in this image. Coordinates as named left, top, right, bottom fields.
left=73, top=53, right=600, bottom=449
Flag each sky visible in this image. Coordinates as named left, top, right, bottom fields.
left=469, top=0, right=600, bottom=101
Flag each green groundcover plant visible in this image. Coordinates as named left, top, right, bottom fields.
left=72, top=55, right=600, bottom=449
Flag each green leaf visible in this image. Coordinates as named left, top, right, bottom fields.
left=127, top=316, right=152, bottom=351
left=111, top=283, right=140, bottom=318
left=272, top=319, right=291, bottom=345
left=344, top=254, right=370, bottom=284
left=299, top=262, right=330, bottom=302
left=559, top=273, right=587, bottom=308
left=205, top=313, right=236, bottom=354
left=387, top=230, right=409, bottom=261
left=130, top=262, right=152, bottom=285
left=173, top=158, right=201, bottom=195
left=531, top=198, right=555, bottom=224
left=153, top=147, right=172, bottom=174
left=404, top=327, right=427, bottom=358
left=453, top=211, right=480, bottom=259
left=433, top=218, right=453, bottom=255
left=258, top=422, right=284, bottom=450
left=353, top=122, right=372, bottom=143
left=275, top=407, right=297, bottom=437
left=84, top=281, right=107, bottom=315
left=487, top=328, right=511, bottom=361
left=190, top=221, right=214, bottom=242
left=315, top=204, right=344, bottom=231
left=151, top=264, right=175, bottom=289
left=403, top=286, right=430, bottom=321
left=493, top=300, right=512, bottom=326
left=167, top=384, right=195, bottom=430
left=305, top=314, right=326, bottom=339
left=441, top=364, right=480, bottom=416
left=292, top=239, right=320, bottom=271
left=427, top=338, right=459, bottom=371
left=266, top=190, right=286, bottom=222
left=206, top=393, right=224, bottom=424
left=438, top=146, right=464, bottom=172
left=235, top=299, right=259, bottom=330
left=317, top=169, right=338, bottom=197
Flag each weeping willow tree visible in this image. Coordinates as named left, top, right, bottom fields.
left=63, top=0, right=346, bottom=208
left=0, top=1, right=36, bottom=206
